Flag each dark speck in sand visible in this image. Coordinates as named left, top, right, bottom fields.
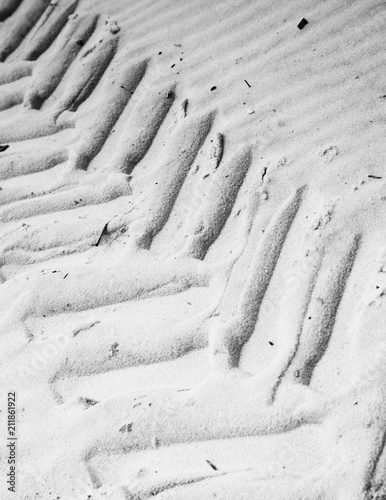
left=297, top=18, right=308, bottom=30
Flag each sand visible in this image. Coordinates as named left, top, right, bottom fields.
left=0, top=0, right=386, bottom=498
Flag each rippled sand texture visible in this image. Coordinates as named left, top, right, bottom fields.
left=0, top=0, right=386, bottom=498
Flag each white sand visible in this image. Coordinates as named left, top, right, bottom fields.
left=0, top=0, right=386, bottom=498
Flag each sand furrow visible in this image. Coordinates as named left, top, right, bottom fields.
left=210, top=187, right=305, bottom=370
left=180, top=144, right=252, bottom=260
left=283, top=234, right=361, bottom=385
left=110, top=84, right=175, bottom=175
left=0, top=0, right=22, bottom=21
left=131, top=110, right=215, bottom=249
left=0, top=0, right=51, bottom=62
left=8, top=0, right=79, bottom=62
left=23, top=11, right=98, bottom=109
left=0, top=147, right=68, bottom=181
left=52, top=18, right=120, bottom=119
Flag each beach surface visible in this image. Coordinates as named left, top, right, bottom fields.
left=0, top=0, right=386, bottom=498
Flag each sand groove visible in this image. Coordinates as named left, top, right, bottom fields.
left=8, top=0, right=79, bottom=62
left=0, top=0, right=23, bottom=21
left=0, top=0, right=51, bottom=61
